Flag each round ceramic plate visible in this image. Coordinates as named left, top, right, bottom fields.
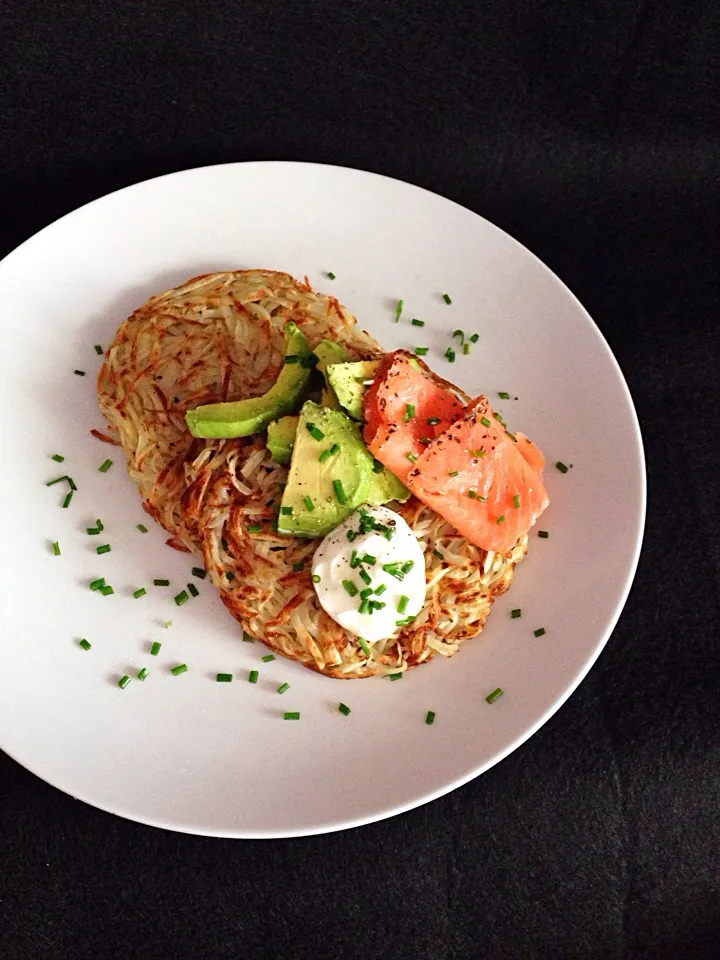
left=0, top=162, right=645, bottom=838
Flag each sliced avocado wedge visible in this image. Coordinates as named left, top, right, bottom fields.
left=326, top=360, right=380, bottom=419
left=278, top=402, right=373, bottom=537
left=365, top=461, right=410, bottom=504
left=185, top=322, right=315, bottom=439
left=314, top=340, right=349, bottom=410
left=267, top=415, right=299, bottom=464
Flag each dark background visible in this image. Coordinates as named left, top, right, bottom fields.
left=1, top=2, right=719, bottom=958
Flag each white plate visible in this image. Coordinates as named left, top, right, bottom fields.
left=0, top=162, right=645, bottom=838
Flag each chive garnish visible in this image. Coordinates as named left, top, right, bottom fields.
left=312, top=574, right=321, bottom=583
left=150, top=641, right=162, bottom=656
left=46, top=475, right=73, bottom=487
left=346, top=530, right=357, bottom=541
left=171, top=664, right=188, bottom=676
left=262, top=654, right=275, bottom=663
left=470, top=448, right=485, bottom=458
left=136, top=523, right=148, bottom=533
left=538, top=530, right=549, bottom=538
left=62, top=491, right=73, bottom=508
left=445, top=347, right=455, bottom=362
left=374, top=583, right=387, bottom=595
left=191, top=567, right=206, bottom=579
left=467, top=490, right=477, bottom=499
left=350, top=549, right=360, bottom=568
left=534, top=627, right=546, bottom=637
left=358, top=598, right=370, bottom=614
left=338, top=702, right=351, bottom=716
left=303, top=496, right=314, bottom=512
left=403, top=403, right=415, bottom=422
left=442, top=293, right=452, bottom=304
left=306, top=422, right=325, bottom=441
left=469, top=333, right=479, bottom=343
left=292, top=561, right=304, bottom=572
left=248, top=670, right=259, bottom=683
left=319, top=447, right=332, bottom=464
left=96, top=544, right=111, bottom=554
left=216, top=673, right=233, bottom=682
left=511, top=609, right=522, bottom=619
left=357, top=637, right=371, bottom=657
left=78, top=639, right=91, bottom=651
left=485, top=688, right=503, bottom=704
left=496, top=515, right=505, bottom=524
left=94, top=344, right=103, bottom=354
left=361, top=553, right=376, bottom=565
left=425, top=710, right=435, bottom=725
left=394, top=299, right=404, bottom=322
left=281, top=506, right=293, bottom=515
left=89, top=577, right=105, bottom=591
left=342, top=579, right=358, bottom=597
left=372, top=459, right=384, bottom=473
left=452, top=329, right=464, bottom=341
left=174, top=589, right=189, bottom=606
left=277, top=682, right=290, bottom=694
left=98, top=459, right=113, bottom=473
left=413, top=347, right=429, bottom=356
left=327, top=271, right=336, bottom=279
left=86, top=527, right=100, bottom=535
left=118, top=675, right=130, bottom=689
left=406, top=452, right=417, bottom=463
left=74, top=369, right=86, bottom=376
left=397, top=595, right=409, bottom=614
left=133, top=587, right=147, bottom=599
left=99, top=585, right=114, bottom=595
left=556, top=461, right=569, bottom=473
left=411, top=318, right=424, bottom=327
left=333, top=479, right=347, bottom=504
left=152, top=579, right=169, bottom=587
left=388, top=672, right=403, bottom=681
left=448, top=470, right=459, bottom=477
left=432, top=548, right=443, bottom=559
left=480, top=416, right=491, bottom=427
left=513, top=494, right=520, bottom=509
left=359, top=587, right=373, bottom=600
left=51, top=453, right=65, bottom=463
left=463, top=343, right=470, bottom=355
left=187, top=582, right=199, bottom=598
left=358, top=568, right=371, bottom=586
left=401, top=560, right=414, bottom=574
left=498, top=392, right=510, bottom=399
left=247, top=524, right=262, bottom=533
left=283, top=712, right=300, bottom=720
left=137, top=667, right=149, bottom=681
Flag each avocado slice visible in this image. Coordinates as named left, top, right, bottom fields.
left=185, top=322, right=314, bottom=439
left=326, top=360, right=380, bottom=419
left=278, top=402, right=373, bottom=537
left=267, top=415, right=299, bottom=464
left=314, top=340, right=349, bottom=410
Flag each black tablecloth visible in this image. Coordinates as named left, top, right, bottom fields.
left=1, top=3, right=718, bottom=958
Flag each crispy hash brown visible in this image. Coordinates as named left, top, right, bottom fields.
left=98, top=269, right=526, bottom=678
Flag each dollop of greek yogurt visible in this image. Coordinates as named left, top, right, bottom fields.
left=311, top=505, right=426, bottom=644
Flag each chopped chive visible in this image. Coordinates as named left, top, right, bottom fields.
left=388, top=672, right=403, bottom=681
left=498, top=391, right=510, bottom=399
left=329, top=443, right=340, bottom=456
left=95, top=518, right=103, bottom=531
left=118, top=675, right=130, bottom=689
left=485, top=687, right=503, bottom=704
left=86, top=527, right=100, bottom=535
left=425, top=710, right=435, bottom=725
left=99, top=585, right=114, bottom=596
left=277, top=682, right=290, bottom=694
left=426, top=417, right=440, bottom=425
left=62, top=491, right=73, bottom=508
left=332, top=479, right=347, bottom=504
left=361, top=553, right=376, bottom=565
left=306, top=422, right=325, bottom=441
left=89, top=577, right=105, bottom=591
left=357, top=598, right=370, bottom=615
left=469, top=333, right=479, bottom=343
left=480, top=416, right=491, bottom=427
left=312, top=574, right=321, bottom=583
left=216, top=673, right=232, bottom=682
left=467, top=490, right=477, bottom=499
left=394, top=299, right=404, bottom=322
left=358, top=568, right=372, bottom=586
left=400, top=560, right=414, bottom=574
left=538, top=530, right=549, bottom=538
left=191, top=567, right=206, bottom=579
left=372, top=459, right=384, bottom=473
left=281, top=506, right=293, bottom=515
left=96, top=544, right=111, bottom=554
left=403, top=403, right=416, bottom=422
left=303, top=495, right=314, bottom=512
left=442, top=293, right=452, bottom=304
left=98, top=459, right=113, bottom=473
left=496, top=515, right=505, bottom=524
left=136, top=523, right=148, bottom=533
left=248, top=670, right=259, bottom=683
left=262, top=654, right=275, bottom=663
left=247, top=524, right=262, bottom=533
left=470, top=448, right=485, bottom=458
left=432, top=548, right=443, bottom=559
left=137, top=667, right=149, bottom=681
left=511, top=608, right=522, bottom=619
left=406, top=451, right=417, bottom=463
left=226, top=572, right=235, bottom=581
left=78, top=639, right=92, bottom=651
left=283, top=712, right=300, bottom=720
left=74, top=369, right=86, bottom=376
left=350, top=550, right=360, bottom=568
left=534, top=627, right=546, bottom=637
left=284, top=354, right=299, bottom=363
left=174, top=589, right=189, bottom=606
left=413, top=347, right=429, bottom=356
left=513, top=495, right=520, bottom=509
left=370, top=600, right=386, bottom=611
left=94, top=344, right=103, bottom=355
left=342, top=579, right=358, bottom=597
left=319, top=447, right=332, bottom=464
left=171, top=663, right=188, bottom=676
left=338, top=702, right=351, bottom=716
left=383, top=526, right=395, bottom=541
left=463, top=342, right=470, bottom=355
left=452, top=329, right=464, bottom=341
left=448, top=470, right=459, bottom=477
left=444, top=348, right=455, bottom=363
left=382, top=562, right=404, bottom=580
left=357, top=637, right=371, bottom=657
left=346, top=530, right=357, bottom=541
left=556, top=461, right=569, bottom=473
left=150, top=641, right=162, bottom=656
left=397, top=595, right=409, bottom=614
left=187, top=582, right=199, bottom=598
left=374, top=583, right=387, bottom=596
left=51, top=453, right=65, bottom=463
left=359, top=587, right=373, bottom=600
left=326, top=271, right=336, bottom=279
left=292, top=561, right=304, bottom=572
left=133, top=587, right=147, bottom=599
left=411, top=318, right=425, bottom=327
left=241, top=631, right=253, bottom=642
left=46, top=475, right=69, bottom=487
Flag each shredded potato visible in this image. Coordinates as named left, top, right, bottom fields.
left=98, top=270, right=526, bottom=678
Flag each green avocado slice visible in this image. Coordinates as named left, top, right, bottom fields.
left=267, top=415, right=299, bottom=464
left=326, top=360, right=380, bottom=419
left=185, top=322, right=314, bottom=439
